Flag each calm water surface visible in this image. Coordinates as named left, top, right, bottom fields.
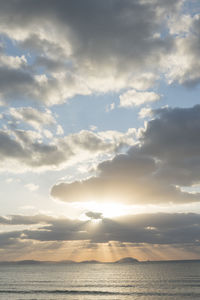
left=0, top=261, right=200, bottom=299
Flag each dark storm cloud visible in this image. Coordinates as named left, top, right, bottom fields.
left=51, top=105, right=200, bottom=204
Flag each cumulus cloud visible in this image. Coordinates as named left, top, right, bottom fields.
left=0, top=0, right=198, bottom=107
left=119, top=90, right=160, bottom=107
left=129, top=73, right=158, bottom=91
left=166, top=13, right=200, bottom=86
left=8, top=107, right=56, bottom=130
left=138, top=107, right=153, bottom=118
left=2, top=106, right=65, bottom=143
left=0, top=0, right=198, bottom=108
left=140, top=105, right=200, bottom=185
left=0, top=53, right=27, bottom=69
left=0, top=125, right=136, bottom=172
left=0, top=54, right=91, bottom=106
left=51, top=105, right=200, bottom=205
left=0, top=0, right=183, bottom=105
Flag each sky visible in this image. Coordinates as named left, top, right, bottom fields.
left=1, top=0, right=200, bottom=262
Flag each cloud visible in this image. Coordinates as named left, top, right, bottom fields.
left=85, top=211, right=103, bottom=220
left=0, top=0, right=198, bottom=107
left=8, top=107, right=56, bottom=130
left=119, top=90, right=160, bottom=107
left=0, top=54, right=91, bottom=106
left=0, top=66, right=35, bottom=102
left=129, top=72, right=159, bottom=91
left=89, top=212, right=200, bottom=244
left=24, top=183, right=39, bottom=191
left=2, top=106, right=64, bottom=142
left=0, top=53, right=27, bottom=69
left=0, top=126, right=135, bottom=172
left=106, top=103, right=115, bottom=112
left=140, top=105, right=200, bottom=186
left=1, top=212, right=200, bottom=246
left=0, top=0, right=182, bottom=105
left=51, top=105, right=200, bottom=205
left=138, top=107, right=153, bottom=118
left=0, top=0, right=198, bottom=106
left=1, top=211, right=200, bottom=260
left=166, top=14, right=200, bottom=86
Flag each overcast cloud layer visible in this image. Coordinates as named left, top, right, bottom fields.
left=1, top=212, right=200, bottom=244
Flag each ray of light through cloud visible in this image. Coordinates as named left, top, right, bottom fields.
left=0, top=0, right=200, bottom=262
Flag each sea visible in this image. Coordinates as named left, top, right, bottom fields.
left=0, top=261, right=200, bottom=299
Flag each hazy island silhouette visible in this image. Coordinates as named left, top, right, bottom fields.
left=1, top=257, right=200, bottom=265
left=0, top=257, right=139, bottom=265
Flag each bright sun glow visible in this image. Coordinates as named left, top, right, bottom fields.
left=77, top=200, right=133, bottom=219
left=90, top=218, right=102, bottom=224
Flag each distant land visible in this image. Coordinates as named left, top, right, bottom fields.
left=1, top=257, right=200, bottom=265
left=115, top=257, right=139, bottom=264
left=0, top=257, right=139, bottom=265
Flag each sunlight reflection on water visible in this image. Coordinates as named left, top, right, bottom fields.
left=0, top=262, right=200, bottom=299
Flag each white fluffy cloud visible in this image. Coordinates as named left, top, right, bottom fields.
left=8, top=107, right=56, bottom=130
left=119, top=90, right=160, bottom=107
left=138, top=107, right=152, bottom=118
left=165, top=14, right=200, bottom=86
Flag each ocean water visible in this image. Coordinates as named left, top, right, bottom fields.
left=0, top=261, right=200, bottom=299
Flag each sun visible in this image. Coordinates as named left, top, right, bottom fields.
left=79, top=200, right=131, bottom=219
left=90, top=218, right=102, bottom=224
